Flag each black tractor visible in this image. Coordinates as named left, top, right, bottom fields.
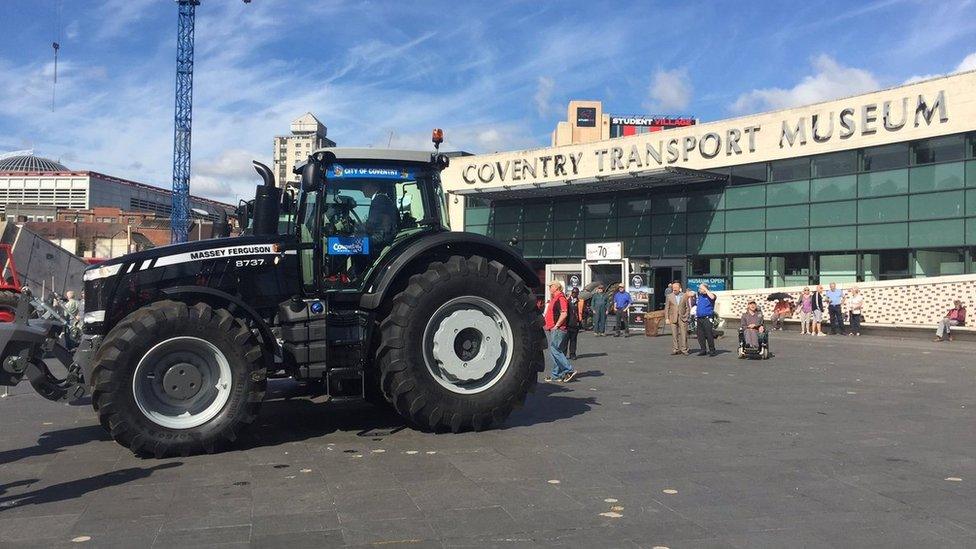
left=0, top=140, right=546, bottom=457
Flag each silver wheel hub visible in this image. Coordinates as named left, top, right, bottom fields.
left=423, top=296, right=514, bottom=395
left=132, top=336, right=232, bottom=430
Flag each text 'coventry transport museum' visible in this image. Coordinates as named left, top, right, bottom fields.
left=441, top=70, right=976, bottom=309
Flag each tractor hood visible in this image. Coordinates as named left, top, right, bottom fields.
left=83, top=234, right=288, bottom=283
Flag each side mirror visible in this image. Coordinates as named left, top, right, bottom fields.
left=300, top=160, right=322, bottom=192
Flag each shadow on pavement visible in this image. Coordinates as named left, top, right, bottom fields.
left=503, top=380, right=599, bottom=428
left=573, top=352, right=608, bottom=359
left=0, top=462, right=181, bottom=511
left=0, top=425, right=111, bottom=466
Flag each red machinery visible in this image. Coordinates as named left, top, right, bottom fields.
left=0, top=243, right=22, bottom=322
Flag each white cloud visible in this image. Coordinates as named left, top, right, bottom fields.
left=731, top=55, right=879, bottom=114
left=644, top=68, right=692, bottom=112
left=533, top=76, right=556, bottom=117
left=903, top=51, right=976, bottom=84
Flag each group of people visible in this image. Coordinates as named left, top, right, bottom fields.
left=770, top=283, right=865, bottom=336
left=663, top=281, right=719, bottom=356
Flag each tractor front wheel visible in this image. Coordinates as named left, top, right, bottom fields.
left=376, top=255, right=545, bottom=432
left=90, top=301, right=266, bottom=457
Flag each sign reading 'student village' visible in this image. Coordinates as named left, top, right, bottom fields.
left=458, top=90, right=950, bottom=186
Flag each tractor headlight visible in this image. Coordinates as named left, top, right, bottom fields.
left=83, top=263, right=123, bottom=282
left=83, top=310, right=105, bottom=324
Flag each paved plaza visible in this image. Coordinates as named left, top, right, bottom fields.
left=0, top=330, right=974, bottom=548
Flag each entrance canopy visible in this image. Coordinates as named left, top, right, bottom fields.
left=448, top=166, right=726, bottom=201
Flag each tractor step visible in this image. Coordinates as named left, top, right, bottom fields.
left=326, top=367, right=364, bottom=401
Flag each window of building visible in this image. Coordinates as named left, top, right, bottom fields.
left=913, top=135, right=966, bottom=165
left=812, top=150, right=857, bottom=178
left=691, top=256, right=725, bottom=276
left=729, top=162, right=767, bottom=185
left=914, top=248, right=965, bottom=277
left=863, top=250, right=910, bottom=280
left=770, top=253, right=809, bottom=287
left=770, top=157, right=810, bottom=182
left=862, top=143, right=909, bottom=171
left=817, top=253, right=857, bottom=283
left=731, top=256, right=766, bottom=289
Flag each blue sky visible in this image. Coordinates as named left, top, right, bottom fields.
left=1, top=0, right=975, bottom=203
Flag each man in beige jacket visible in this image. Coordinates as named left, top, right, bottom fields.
left=664, top=281, right=690, bottom=355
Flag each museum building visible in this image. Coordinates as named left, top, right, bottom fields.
left=441, top=70, right=976, bottom=309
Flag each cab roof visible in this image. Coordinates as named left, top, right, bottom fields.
left=309, top=148, right=434, bottom=164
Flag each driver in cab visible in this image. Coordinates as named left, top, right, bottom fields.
left=360, top=180, right=399, bottom=247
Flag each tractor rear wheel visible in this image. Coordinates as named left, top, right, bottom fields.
left=90, top=301, right=266, bottom=457
left=376, top=255, right=545, bottom=432
left=0, top=290, right=18, bottom=322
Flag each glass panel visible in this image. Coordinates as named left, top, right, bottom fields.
left=618, top=215, right=651, bottom=236
left=624, top=236, right=651, bottom=256
left=725, top=186, right=766, bottom=209
left=725, top=208, right=765, bottom=231
left=520, top=239, right=552, bottom=258
left=967, top=219, right=976, bottom=245
left=810, top=175, right=857, bottom=202
left=731, top=256, right=765, bottom=289
left=858, top=223, right=907, bottom=248
left=968, top=160, right=976, bottom=188
left=465, top=206, right=491, bottom=225
left=691, top=257, right=725, bottom=276
left=687, top=232, right=724, bottom=255
left=766, top=205, right=809, bottom=229
left=857, top=169, right=908, bottom=197
left=909, top=162, right=965, bottom=193
left=650, top=234, right=686, bottom=256
left=584, top=218, right=617, bottom=239
left=766, top=229, right=809, bottom=252
left=550, top=239, right=585, bottom=258
left=493, top=202, right=522, bottom=224
left=811, top=226, right=857, bottom=251
left=810, top=200, right=856, bottom=227
left=652, top=196, right=687, bottom=214
left=908, top=190, right=964, bottom=220
left=858, top=196, right=907, bottom=223
left=812, top=150, right=857, bottom=178
left=818, top=253, right=857, bottom=283
left=521, top=221, right=551, bottom=239
left=687, top=211, right=724, bottom=233
left=686, top=190, right=724, bottom=211
left=863, top=250, right=909, bottom=281
left=553, top=198, right=583, bottom=220
left=523, top=201, right=553, bottom=221
left=729, top=162, right=767, bottom=185
left=766, top=180, right=809, bottom=206
left=770, top=253, right=810, bottom=287
left=968, top=190, right=976, bottom=216
left=914, top=248, right=965, bottom=276
left=492, top=223, right=520, bottom=242
left=770, top=157, right=810, bottom=182
left=725, top=231, right=765, bottom=254
left=465, top=224, right=489, bottom=236
left=651, top=213, right=686, bottom=235
left=553, top=219, right=582, bottom=238
left=584, top=199, right=614, bottom=218
left=863, top=142, right=909, bottom=171
left=618, top=194, right=651, bottom=216
left=909, top=219, right=966, bottom=247
left=913, top=135, right=966, bottom=164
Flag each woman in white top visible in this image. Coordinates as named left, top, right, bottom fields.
left=847, top=287, right=864, bottom=336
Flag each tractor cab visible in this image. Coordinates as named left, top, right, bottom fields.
left=293, top=148, right=451, bottom=291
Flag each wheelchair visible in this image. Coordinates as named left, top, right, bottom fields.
left=737, top=327, right=771, bottom=360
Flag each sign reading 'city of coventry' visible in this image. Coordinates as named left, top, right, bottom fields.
left=460, top=91, right=949, bottom=185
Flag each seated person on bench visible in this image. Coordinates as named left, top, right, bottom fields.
left=740, top=300, right=765, bottom=347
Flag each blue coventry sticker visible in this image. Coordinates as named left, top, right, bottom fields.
left=328, top=236, right=370, bottom=255
left=329, top=164, right=414, bottom=181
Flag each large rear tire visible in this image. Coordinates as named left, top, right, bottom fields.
left=376, top=255, right=545, bottom=432
left=90, top=301, right=266, bottom=457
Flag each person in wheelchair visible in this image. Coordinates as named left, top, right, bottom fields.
left=738, top=300, right=770, bottom=359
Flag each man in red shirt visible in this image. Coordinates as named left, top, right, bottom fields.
left=543, top=280, right=577, bottom=382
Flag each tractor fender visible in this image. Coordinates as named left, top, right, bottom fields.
left=359, top=232, right=540, bottom=310
left=160, top=286, right=279, bottom=355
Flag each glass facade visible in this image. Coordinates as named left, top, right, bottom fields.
left=464, top=132, right=976, bottom=288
